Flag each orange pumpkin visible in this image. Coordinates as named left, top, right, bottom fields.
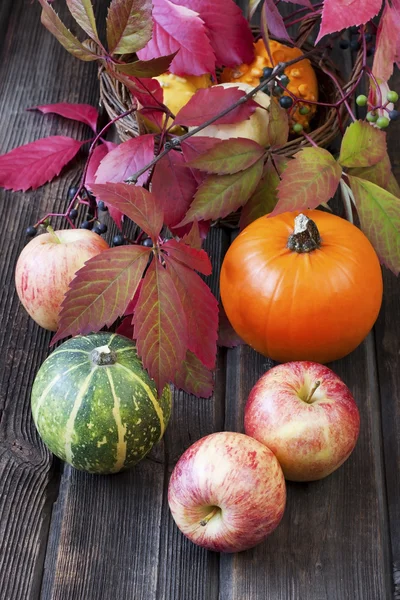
left=221, top=39, right=318, bottom=130
left=220, top=211, right=383, bottom=363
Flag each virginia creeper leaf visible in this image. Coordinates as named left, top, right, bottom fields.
left=349, top=176, right=400, bottom=275
left=174, top=351, right=214, bottom=398
left=124, top=280, right=144, bottom=316
left=134, top=259, right=188, bottom=394
left=137, top=0, right=216, bottom=75
left=85, top=142, right=118, bottom=190
left=347, top=153, right=392, bottom=190
left=218, top=304, right=244, bottom=348
left=339, top=121, right=387, bottom=168
left=116, top=316, right=134, bottom=339
left=179, top=158, right=264, bottom=224
left=181, top=136, right=222, bottom=185
left=52, top=246, right=151, bottom=345
left=173, top=0, right=254, bottom=68
left=173, top=87, right=257, bottom=127
left=387, top=173, right=400, bottom=198
left=181, top=221, right=203, bottom=250
left=37, top=0, right=98, bottom=61
left=94, top=134, right=155, bottom=186
left=262, top=0, right=291, bottom=43
left=187, top=138, right=265, bottom=175
left=31, top=102, right=98, bottom=132
left=151, top=151, right=198, bottom=227
left=281, top=0, right=312, bottom=6
left=106, top=0, right=153, bottom=54
left=114, top=54, right=177, bottom=77
left=131, top=77, right=164, bottom=129
left=372, top=4, right=400, bottom=82
left=171, top=220, right=211, bottom=241
left=165, top=256, right=218, bottom=369
left=272, top=148, right=342, bottom=215
left=0, top=137, right=84, bottom=192
left=90, top=183, right=163, bottom=240
left=162, top=238, right=212, bottom=275
left=240, top=158, right=283, bottom=229
left=268, top=99, right=289, bottom=148
left=66, top=0, right=100, bottom=44
left=316, top=0, right=382, bottom=43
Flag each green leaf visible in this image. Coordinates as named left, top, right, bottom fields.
left=349, top=175, right=400, bottom=275
left=272, top=147, right=342, bottom=215
left=187, top=138, right=265, bottom=175
left=174, top=351, right=214, bottom=398
left=106, top=0, right=153, bottom=55
left=347, top=153, right=391, bottom=188
left=239, top=157, right=284, bottom=229
left=267, top=99, right=289, bottom=147
left=114, top=54, right=177, bottom=77
left=178, top=158, right=264, bottom=224
left=37, top=0, right=98, bottom=61
left=52, top=246, right=151, bottom=345
left=339, top=120, right=387, bottom=168
left=66, top=0, right=100, bottom=44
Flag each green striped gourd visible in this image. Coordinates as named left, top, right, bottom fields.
left=31, top=333, right=171, bottom=474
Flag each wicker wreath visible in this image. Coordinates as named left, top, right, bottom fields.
left=98, top=14, right=363, bottom=155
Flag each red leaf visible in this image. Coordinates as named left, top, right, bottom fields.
left=134, top=259, right=188, bottom=394
left=181, top=221, right=203, bottom=249
left=316, top=0, right=382, bottom=43
left=171, top=219, right=211, bottom=241
left=372, top=5, right=400, bottom=82
left=218, top=304, right=244, bottom=348
left=85, top=142, right=117, bottom=190
left=281, top=0, right=312, bottom=6
left=137, top=0, right=216, bottom=75
left=106, top=0, right=153, bottom=54
left=162, top=238, right=212, bottom=275
left=114, top=54, right=177, bottom=78
left=151, top=151, right=198, bottom=227
left=262, top=0, right=291, bottom=43
left=181, top=136, right=222, bottom=185
left=0, top=136, right=84, bottom=192
left=94, top=134, right=155, bottom=186
left=52, top=246, right=150, bottom=345
left=187, top=138, right=265, bottom=175
left=90, top=183, right=163, bottom=240
left=174, top=351, right=214, bottom=398
left=164, top=256, right=218, bottom=369
left=172, top=0, right=254, bottom=68
left=31, top=102, right=99, bottom=132
left=131, top=77, right=164, bottom=129
left=116, top=316, right=135, bottom=339
left=173, top=87, right=257, bottom=127
left=66, top=0, right=100, bottom=44
left=124, top=280, right=144, bottom=315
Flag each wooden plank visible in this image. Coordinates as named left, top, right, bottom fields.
left=0, top=1, right=108, bottom=599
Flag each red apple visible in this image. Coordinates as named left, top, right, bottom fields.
left=15, top=228, right=109, bottom=330
left=244, top=361, right=360, bottom=482
left=168, top=431, right=286, bottom=553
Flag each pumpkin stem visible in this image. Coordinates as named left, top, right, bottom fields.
left=287, top=214, right=321, bottom=253
left=91, top=345, right=117, bottom=366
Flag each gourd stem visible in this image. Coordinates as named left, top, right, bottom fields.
left=199, top=506, right=220, bottom=526
left=304, top=381, right=321, bottom=404
left=287, top=214, right=321, bottom=253
left=91, top=345, right=117, bottom=366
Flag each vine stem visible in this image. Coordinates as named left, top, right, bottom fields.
left=301, top=131, right=318, bottom=147
left=340, top=179, right=355, bottom=224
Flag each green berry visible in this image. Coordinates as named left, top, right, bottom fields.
left=387, top=90, right=399, bottom=103
left=366, top=111, right=378, bottom=123
left=356, top=95, right=368, bottom=107
left=293, top=123, right=303, bottom=134
left=376, top=116, right=390, bottom=129
left=299, top=105, right=310, bottom=115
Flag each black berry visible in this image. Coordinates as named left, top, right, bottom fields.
left=389, top=109, right=400, bottom=121
left=142, top=238, right=153, bottom=247
left=365, top=33, right=373, bottom=43
left=96, top=223, right=108, bottom=234
left=26, top=225, right=37, bottom=237
left=280, top=74, right=290, bottom=87
left=279, top=96, right=294, bottom=109
left=261, top=67, right=273, bottom=80
left=367, top=46, right=375, bottom=57
left=350, top=40, right=361, bottom=51
left=113, top=234, right=125, bottom=246
left=339, top=40, right=349, bottom=49
left=87, top=190, right=96, bottom=202
left=69, top=208, right=78, bottom=221
left=81, top=220, right=93, bottom=230
left=272, top=85, right=284, bottom=96
left=86, top=212, right=94, bottom=221
left=97, top=201, right=108, bottom=212
left=67, top=185, right=79, bottom=201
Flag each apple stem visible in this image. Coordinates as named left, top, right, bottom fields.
left=46, top=225, right=62, bottom=244
left=199, top=507, right=219, bottom=527
left=305, top=380, right=321, bottom=404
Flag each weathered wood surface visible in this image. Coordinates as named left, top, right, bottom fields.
left=0, top=1, right=399, bottom=599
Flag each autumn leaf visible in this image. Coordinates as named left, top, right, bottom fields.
left=90, top=183, right=163, bottom=241
left=94, top=134, right=155, bottom=186
left=268, top=99, right=289, bottom=148
left=116, top=316, right=134, bottom=339
left=281, top=0, right=312, bottom=6
left=240, top=157, right=283, bottom=229
left=349, top=176, right=400, bottom=275
left=347, top=153, right=392, bottom=190
left=187, top=138, right=265, bottom=175
left=387, top=173, right=400, bottom=198
left=181, top=221, right=203, bottom=250
left=151, top=151, right=198, bottom=227
left=162, top=238, right=212, bottom=275
left=181, top=136, right=222, bottom=184
left=262, top=0, right=291, bottom=43
left=30, top=102, right=99, bottom=132
left=316, top=0, right=382, bottom=43
left=134, top=259, right=188, bottom=394
left=106, top=0, right=153, bottom=54
left=66, top=0, right=100, bottom=45
left=178, top=158, right=264, bottom=224
left=114, top=54, right=177, bottom=78
left=272, top=148, right=341, bottom=216
left=174, top=351, right=214, bottom=398
left=0, top=137, right=84, bottom=192
left=165, top=256, right=218, bottom=369
left=173, top=86, right=258, bottom=127
left=37, top=0, right=98, bottom=61
left=131, top=77, right=164, bottom=129
left=339, top=121, right=387, bottom=168
left=218, top=304, right=244, bottom=348
left=85, top=142, right=118, bottom=190
left=372, top=4, right=400, bottom=82
left=137, top=0, right=216, bottom=75
left=52, top=246, right=151, bottom=345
